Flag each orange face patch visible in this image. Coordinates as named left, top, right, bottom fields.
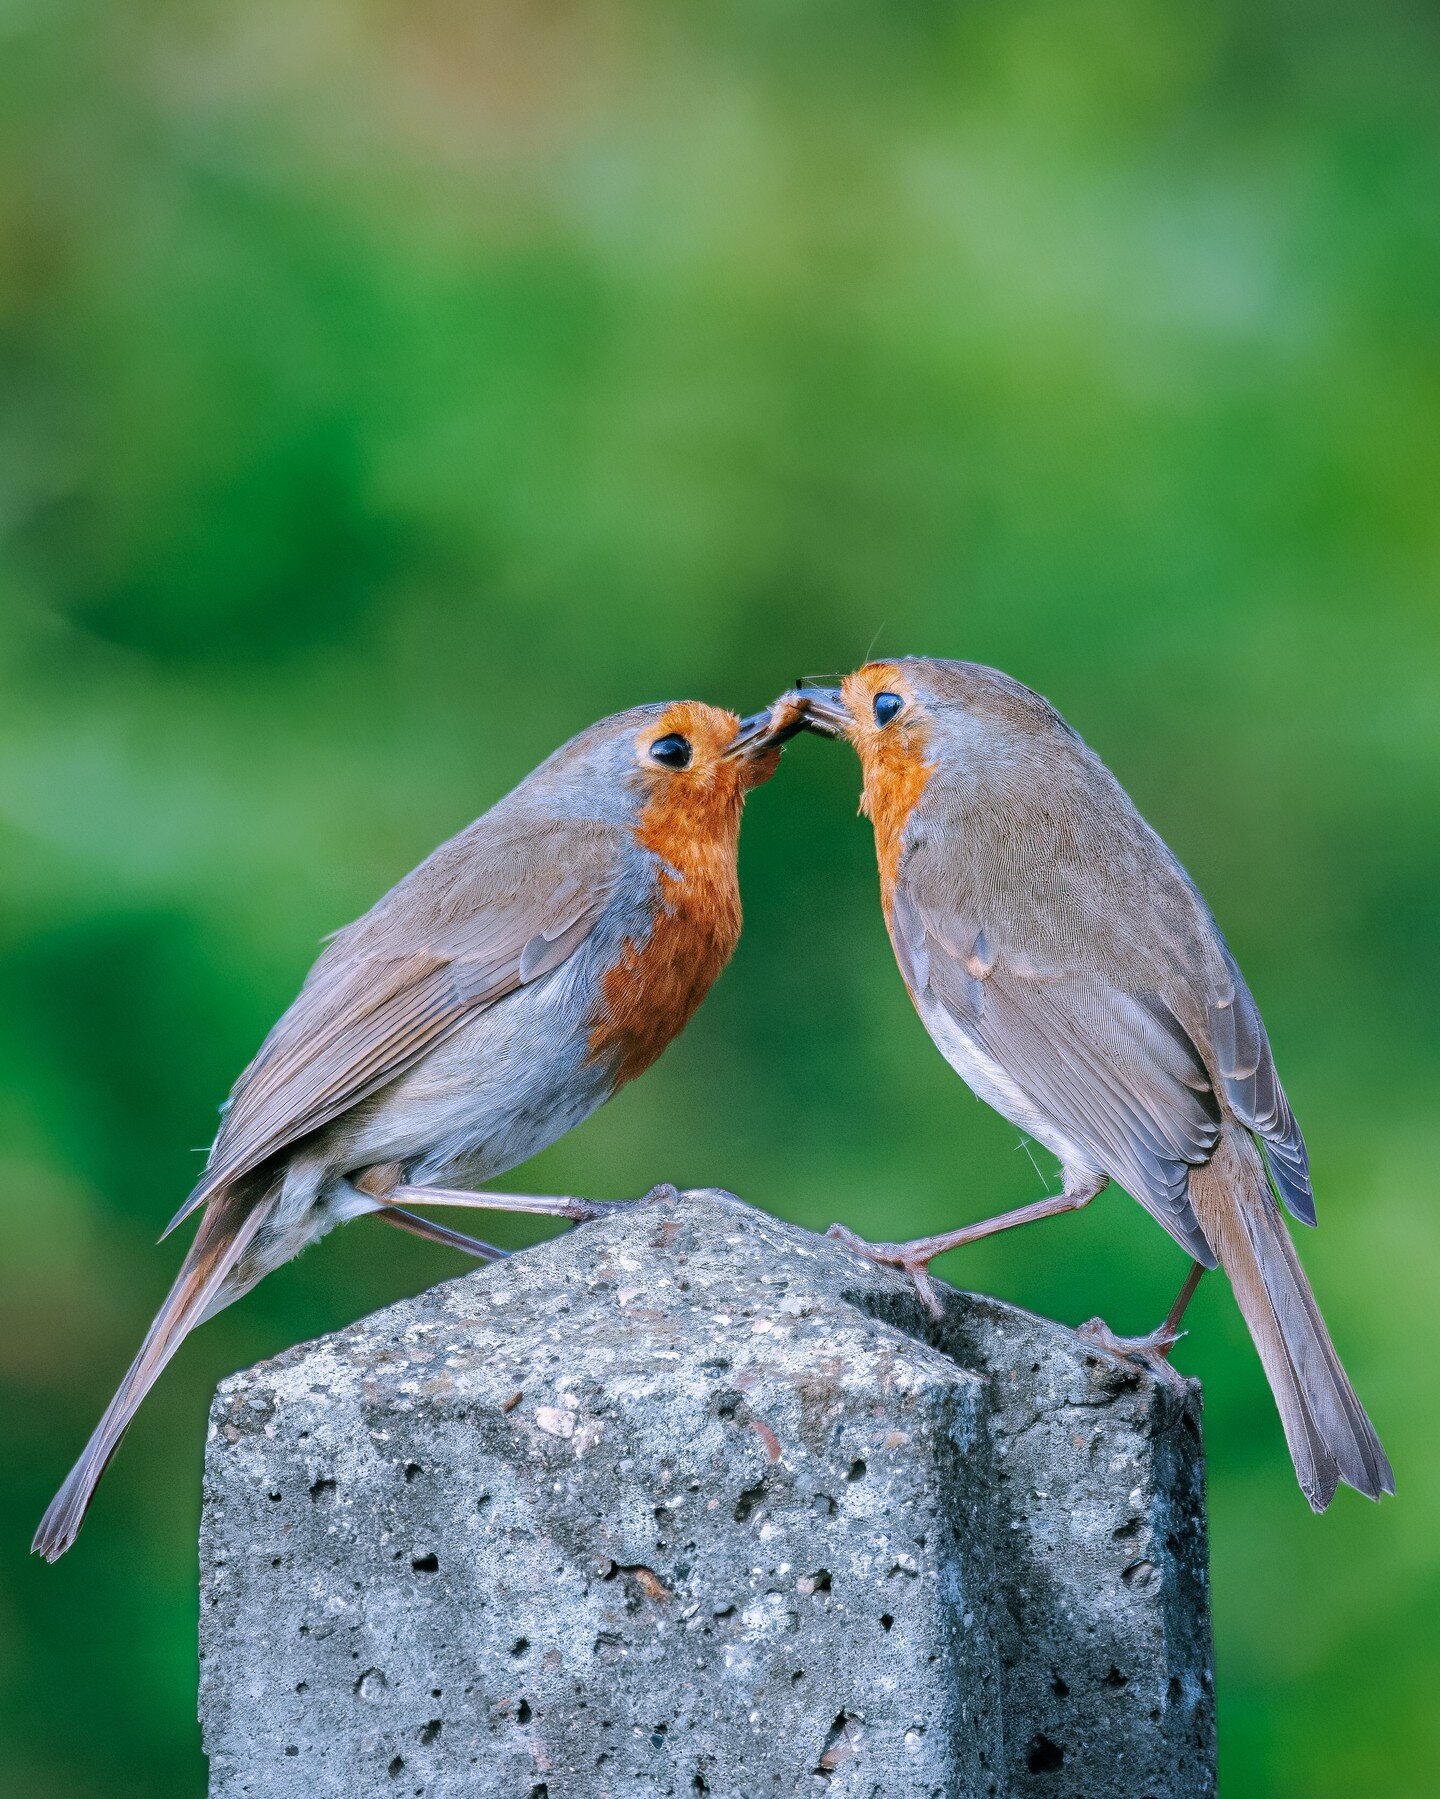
left=839, top=663, right=934, bottom=912
left=586, top=703, right=757, bottom=1086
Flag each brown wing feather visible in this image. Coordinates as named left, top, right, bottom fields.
left=1207, top=940, right=1314, bottom=1224
left=166, top=816, right=626, bottom=1235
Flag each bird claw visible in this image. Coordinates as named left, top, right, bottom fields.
left=1076, top=1316, right=1192, bottom=1392
left=573, top=1183, right=679, bottom=1224
left=825, top=1224, right=947, bottom=1320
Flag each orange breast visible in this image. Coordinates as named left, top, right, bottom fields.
left=858, top=732, right=935, bottom=926
left=587, top=774, right=745, bottom=1088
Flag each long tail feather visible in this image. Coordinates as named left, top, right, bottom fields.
left=32, top=1192, right=270, bottom=1561
left=1192, top=1130, right=1393, bottom=1511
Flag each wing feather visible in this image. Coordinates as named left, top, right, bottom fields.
left=164, top=818, right=625, bottom=1236
left=894, top=882, right=1222, bottom=1265
left=1208, top=945, right=1314, bottom=1224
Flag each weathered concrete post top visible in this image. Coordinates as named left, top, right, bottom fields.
left=200, top=1188, right=1215, bottom=1797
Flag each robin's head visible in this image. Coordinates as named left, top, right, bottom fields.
left=780, top=663, right=936, bottom=823
left=782, top=658, right=1078, bottom=861
left=792, top=658, right=1076, bottom=772
left=635, top=698, right=798, bottom=799
left=526, top=698, right=802, bottom=840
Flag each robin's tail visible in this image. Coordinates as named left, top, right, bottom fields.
left=32, top=1189, right=270, bottom=1561
left=1192, top=1130, right=1393, bottom=1512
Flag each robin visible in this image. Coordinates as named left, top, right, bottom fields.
left=790, top=658, right=1391, bottom=1512
left=33, top=697, right=802, bottom=1560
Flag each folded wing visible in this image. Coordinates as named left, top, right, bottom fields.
left=891, top=880, right=1224, bottom=1265
left=166, top=817, right=625, bottom=1235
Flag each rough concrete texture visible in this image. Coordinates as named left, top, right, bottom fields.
left=200, top=1188, right=1214, bottom=1798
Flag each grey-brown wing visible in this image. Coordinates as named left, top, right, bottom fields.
left=1206, top=940, right=1313, bottom=1224
left=167, top=818, right=625, bottom=1234
left=891, top=881, right=1223, bottom=1265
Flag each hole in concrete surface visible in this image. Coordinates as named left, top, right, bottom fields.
left=692, top=1775, right=710, bottom=1794
left=309, top=1478, right=335, bottom=1503
left=511, top=1637, right=530, bottom=1657
left=733, top=1479, right=766, bottom=1523
left=355, top=1669, right=389, bottom=1701
left=846, top=1459, right=867, bottom=1481
left=816, top=1711, right=859, bottom=1776
left=411, top=1553, right=439, bottom=1574
left=1169, top=1676, right=1182, bottom=1700
left=295, top=1682, right=309, bottom=1695
left=529, top=1786, right=549, bottom=1798
left=1051, top=1674, right=1070, bottom=1698
left=791, top=1669, right=805, bottom=1684
left=517, top=1698, right=533, bottom=1725
left=284, top=1747, right=298, bottom=1758
left=1026, top=1733, right=1064, bottom=1773
left=1102, top=1665, right=1128, bottom=1687
left=1113, top=1517, right=1142, bottom=1541
left=404, top=1462, right=423, bottom=1481
left=880, top=1614, right=894, bottom=1632
left=267, top=1490, right=283, bottom=1503
left=387, top=1756, right=405, bottom=1778
left=419, top=1720, right=442, bottom=1745
left=431, top=1689, right=442, bottom=1699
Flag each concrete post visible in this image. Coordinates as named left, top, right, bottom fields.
left=199, top=1188, right=1214, bottom=1797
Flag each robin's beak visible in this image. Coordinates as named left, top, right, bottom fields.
left=792, top=686, right=850, bottom=740
left=722, top=701, right=809, bottom=760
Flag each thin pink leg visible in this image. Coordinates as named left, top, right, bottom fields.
left=826, top=1176, right=1107, bottom=1318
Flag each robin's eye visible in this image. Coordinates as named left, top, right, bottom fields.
left=873, top=692, right=904, bottom=727
left=649, top=733, right=692, bottom=769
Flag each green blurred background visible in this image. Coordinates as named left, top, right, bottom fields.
left=2, top=0, right=1437, bottom=1790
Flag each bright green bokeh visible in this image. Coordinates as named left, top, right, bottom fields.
left=2, top=1, right=1437, bottom=1790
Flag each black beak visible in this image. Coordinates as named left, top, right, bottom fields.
left=792, top=685, right=849, bottom=739
left=722, top=703, right=808, bottom=760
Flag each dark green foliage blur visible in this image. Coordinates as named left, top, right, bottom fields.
left=2, top=0, right=1437, bottom=1789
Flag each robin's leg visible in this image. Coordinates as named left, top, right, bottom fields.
left=390, top=1182, right=679, bottom=1228
left=376, top=1206, right=510, bottom=1261
left=826, top=1173, right=1108, bottom=1319
left=1076, top=1260, right=1206, bottom=1392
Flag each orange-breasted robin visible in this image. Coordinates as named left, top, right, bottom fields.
left=790, top=658, right=1391, bottom=1512
left=34, top=698, right=802, bottom=1560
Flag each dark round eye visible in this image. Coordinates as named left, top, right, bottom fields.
left=649, top=732, right=692, bottom=769
left=873, top=691, right=904, bottom=727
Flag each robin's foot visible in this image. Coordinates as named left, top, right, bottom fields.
left=1075, top=1316, right=1192, bottom=1393
left=825, top=1224, right=949, bottom=1318
left=824, top=1179, right=1109, bottom=1322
